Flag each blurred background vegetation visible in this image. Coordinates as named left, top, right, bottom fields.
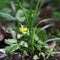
left=0, top=0, right=60, bottom=30
left=0, top=0, right=60, bottom=16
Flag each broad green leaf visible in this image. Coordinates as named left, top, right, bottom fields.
left=39, top=52, right=45, bottom=58
left=34, top=43, right=41, bottom=51
left=1, top=8, right=11, bottom=14
left=9, top=44, right=19, bottom=53
left=36, top=28, right=48, bottom=42
left=16, top=9, right=25, bottom=22
left=5, top=39, right=17, bottom=45
left=33, top=55, right=39, bottom=60
left=38, top=40, right=44, bottom=45
left=5, top=46, right=11, bottom=53
left=17, top=34, right=23, bottom=39
left=34, top=34, right=39, bottom=41
left=0, top=12, right=16, bottom=21
left=5, top=44, right=19, bottom=53
left=19, top=41, right=28, bottom=47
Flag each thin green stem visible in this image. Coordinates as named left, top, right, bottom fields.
left=28, top=0, right=34, bottom=30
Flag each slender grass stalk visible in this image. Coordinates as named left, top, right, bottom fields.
left=27, top=0, right=34, bottom=31
left=29, top=0, right=43, bottom=54
left=28, top=0, right=41, bottom=54
left=17, top=0, right=41, bottom=54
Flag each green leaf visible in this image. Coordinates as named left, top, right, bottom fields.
left=36, top=28, right=48, bottom=42
left=19, top=41, right=28, bottom=47
left=1, top=8, right=11, bottom=14
left=16, top=9, right=25, bottom=22
left=39, top=52, right=45, bottom=58
left=5, top=46, right=11, bottom=53
left=17, top=34, right=23, bottom=39
left=38, top=40, right=44, bottom=45
left=44, top=45, right=49, bottom=49
left=0, top=12, right=16, bottom=21
left=34, top=34, right=39, bottom=41
left=33, top=55, right=39, bottom=60
left=34, top=43, right=41, bottom=51
left=5, top=44, right=19, bottom=53
left=23, top=50, right=28, bottom=56
left=46, top=50, right=55, bottom=55
left=5, top=39, right=17, bottom=45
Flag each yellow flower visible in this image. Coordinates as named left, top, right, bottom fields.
left=19, top=25, right=27, bottom=34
